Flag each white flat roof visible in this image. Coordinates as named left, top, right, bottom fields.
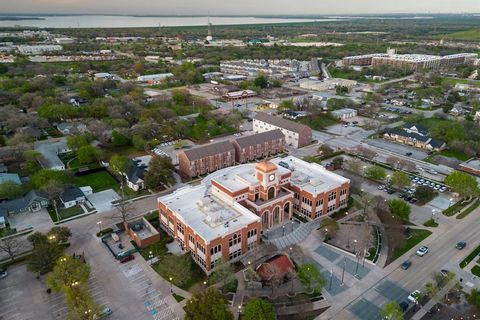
left=271, top=156, right=349, bottom=196
left=158, top=184, right=260, bottom=243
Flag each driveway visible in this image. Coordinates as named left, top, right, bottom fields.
left=87, top=189, right=120, bottom=213
left=7, top=209, right=53, bottom=231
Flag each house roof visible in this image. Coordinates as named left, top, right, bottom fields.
left=427, top=138, right=446, bottom=149
left=0, top=190, right=48, bottom=213
left=34, top=138, right=69, bottom=169
left=60, top=185, right=85, bottom=203
left=126, top=163, right=147, bottom=184
left=385, top=128, right=430, bottom=142
left=233, top=130, right=284, bottom=149
left=254, top=112, right=310, bottom=134
left=182, top=140, right=235, bottom=161
left=0, top=173, right=21, bottom=185
left=403, top=123, right=428, bottom=135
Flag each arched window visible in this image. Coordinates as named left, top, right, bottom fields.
left=268, top=187, right=275, bottom=200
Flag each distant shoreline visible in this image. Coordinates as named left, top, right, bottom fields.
left=0, top=16, right=45, bottom=21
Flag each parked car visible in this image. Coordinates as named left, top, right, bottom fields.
left=416, top=246, right=429, bottom=257
left=409, top=198, right=418, bottom=204
left=405, top=152, right=413, bottom=156
left=378, top=185, right=386, bottom=190
left=401, top=260, right=412, bottom=270
left=440, top=269, right=450, bottom=277
left=408, top=290, right=421, bottom=303
left=120, top=255, right=135, bottom=263
left=456, top=241, right=467, bottom=250
left=399, top=301, right=409, bottom=312
left=0, top=270, right=7, bottom=279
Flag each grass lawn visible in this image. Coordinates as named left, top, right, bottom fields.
left=103, top=146, right=146, bottom=161
left=436, top=150, right=471, bottom=161
left=73, top=171, right=119, bottom=192
left=48, top=205, right=85, bottom=222
left=423, top=219, right=439, bottom=228
left=444, top=28, right=480, bottom=41
left=299, top=115, right=338, bottom=130
left=472, top=265, right=480, bottom=277
left=443, top=199, right=473, bottom=217
left=456, top=199, right=480, bottom=220
left=393, top=229, right=432, bottom=260
left=460, top=244, right=480, bottom=268
left=172, top=293, right=185, bottom=302
left=441, top=77, right=480, bottom=88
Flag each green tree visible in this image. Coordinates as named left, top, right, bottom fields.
left=109, top=154, right=130, bottom=175
left=66, top=134, right=90, bottom=152
left=0, top=180, right=24, bottom=200
left=158, top=254, right=192, bottom=287
left=47, top=226, right=72, bottom=244
left=172, top=62, right=203, bottom=85
left=30, top=169, right=70, bottom=189
left=335, top=85, right=349, bottom=95
left=144, top=156, right=176, bottom=190
left=467, top=288, right=480, bottom=310
left=445, top=171, right=479, bottom=200
left=278, top=99, right=295, bottom=111
left=132, top=134, right=146, bottom=151
left=414, top=186, right=437, bottom=203
left=209, top=258, right=233, bottom=286
left=38, top=103, right=77, bottom=121
left=48, top=255, right=90, bottom=292
left=424, top=282, right=440, bottom=302
left=184, top=287, right=233, bottom=320
left=27, top=234, right=64, bottom=274
left=391, top=171, right=410, bottom=189
left=297, top=263, right=326, bottom=294
left=243, top=298, right=276, bottom=320
left=77, top=145, right=100, bottom=165
left=111, top=130, right=131, bottom=147
left=387, top=199, right=411, bottom=221
left=380, top=301, right=404, bottom=320
left=254, top=74, right=268, bottom=88
left=366, top=166, right=387, bottom=181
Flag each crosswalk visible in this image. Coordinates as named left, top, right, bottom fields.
left=119, top=263, right=180, bottom=320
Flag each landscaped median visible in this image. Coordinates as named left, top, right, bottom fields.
left=459, top=244, right=480, bottom=269
left=443, top=199, right=474, bottom=217
left=456, top=199, right=480, bottom=220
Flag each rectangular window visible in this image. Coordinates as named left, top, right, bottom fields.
left=328, top=192, right=337, bottom=202
left=302, top=197, right=312, bottom=206
left=229, top=233, right=242, bottom=247
left=316, top=198, right=323, bottom=207
left=315, top=209, right=323, bottom=218
left=327, top=204, right=335, bottom=213
left=247, top=229, right=257, bottom=238
left=210, top=244, right=222, bottom=255
left=294, top=192, right=300, bottom=200
left=229, top=249, right=242, bottom=260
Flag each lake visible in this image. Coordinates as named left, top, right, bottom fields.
left=0, top=15, right=336, bottom=28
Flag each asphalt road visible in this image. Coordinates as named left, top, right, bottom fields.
left=321, top=206, right=480, bottom=320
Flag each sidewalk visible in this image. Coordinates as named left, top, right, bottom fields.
left=410, top=279, right=458, bottom=320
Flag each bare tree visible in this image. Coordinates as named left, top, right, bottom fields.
left=41, top=180, right=65, bottom=222
left=0, top=236, right=23, bottom=261
left=112, top=182, right=134, bottom=224
left=355, top=146, right=377, bottom=159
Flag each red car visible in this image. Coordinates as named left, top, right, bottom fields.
left=120, top=255, right=134, bottom=263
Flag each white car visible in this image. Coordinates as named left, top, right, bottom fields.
left=407, top=290, right=421, bottom=303
left=416, top=246, right=429, bottom=257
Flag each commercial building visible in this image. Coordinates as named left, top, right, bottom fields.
left=220, top=59, right=312, bottom=77
left=16, top=45, right=63, bottom=55
left=223, top=89, right=257, bottom=100
left=331, top=108, right=358, bottom=120
left=231, top=130, right=285, bottom=164
left=178, top=141, right=235, bottom=179
left=253, top=113, right=312, bottom=148
left=299, top=78, right=357, bottom=91
left=459, top=159, right=480, bottom=176
left=158, top=156, right=349, bottom=273
left=383, top=123, right=445, bottom=151
left=136, top=73, right=173, bottom=83
left=342, top=53, right=390, bottom=66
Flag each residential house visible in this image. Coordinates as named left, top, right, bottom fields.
left=450, top=105, right=466, bottom=116
left=178, top=141, right=235, bottom=179
left=34, top=138, right=71, bottom=170
left=57, top=122, right=87, bottom=135
left=231, top=130, right=285, bottom=164
left=474, top=111, right=480, bottom=122
left=60, top=185, right=86, bottom=208
left=383, top=123, right=446, bottom=151
left=0, top=190, right=49, bottom=220
left=253, top=112, right=312, bottom=148
left=124, top=155, right=152, bottom=191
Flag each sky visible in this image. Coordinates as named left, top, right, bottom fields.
left=0, top=0, right=478, bottom=15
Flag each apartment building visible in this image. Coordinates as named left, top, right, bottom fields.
left=253, top=113, right=312, bottom=148
left=158, top=156, right=350, bottom=273
left=342, top=53, right=389, bottom=66
left=383, top=123, right=446, bottom=151
left=178, top=141, right=235, bottom=179
left=231, top=130, right=285, bottom=164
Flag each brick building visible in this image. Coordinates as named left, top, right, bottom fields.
left=231, top=130, right=285, bottom=164
left=253, top=113, right=312, bottom=148
left=459, top=159, right=480, bottom=176
left=178, top=140, right=235, bottom=179
left=158, top=156, right=349, bottom=273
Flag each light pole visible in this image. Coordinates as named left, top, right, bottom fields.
left=97, top=221, right=102, bottom=234
left=291, top=219, right=294, bottom=232
left=353, top=239, right=357, bottom=254
left=328, top=266, right=333, bottom=291
left=341, top=257, right=346, bottom=286
left=431, top=209, right=436, bottom=221
left=169, top=277, right=173, bottom=293
left=282, top=225, right=285, bottom=236
left=354, top=254, right=360, bottom=277
left=148, top=251, right=153, bottom=265
left=237, top=305, right=241, bottom=316
left=345, top=211, right=351, bottom=249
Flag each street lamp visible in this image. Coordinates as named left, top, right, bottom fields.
left=353, top=239, right=357, bottom=254
left=48, top=235, right=56, bottom=241
left=237, top=305, right=241, bottom=315
left=96, top=221, right=102, bottom=234
left=282, top=225, right=285, bottom=236
left=169, top=277, right=173, bottom=293
left=431, top=209, right=436, bottom=221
